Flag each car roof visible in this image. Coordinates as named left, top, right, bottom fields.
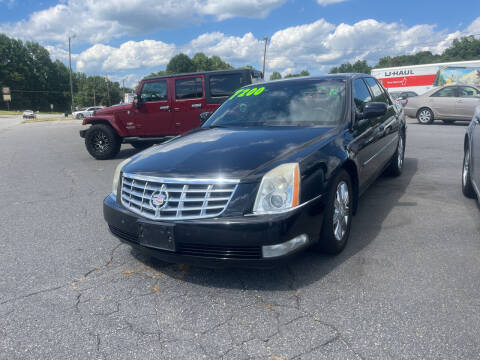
left=143, top=68, right=262, bottom=81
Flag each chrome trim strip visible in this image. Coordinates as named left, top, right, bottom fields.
left=363, top=135, right=398, bottom=167
left=245, top=193, right=323, bottom=217
left=122, top=172, right=240, bottom=184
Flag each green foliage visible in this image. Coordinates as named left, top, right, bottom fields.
left=269, top=71, right=282, bottom=80
left=329, top=60, right=372, bottom=74
left=166, top=53, right=196, bottom=74
left=284, top=70, right=310, bottom=78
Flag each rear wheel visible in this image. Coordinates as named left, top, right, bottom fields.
left=76, top=114, right=84, bottom=119
left=417, top=108, right=434, bottom=124
left=312, top=169, right=353, bottom=255
left=462, top=145, right=476, bottom=199
left=85, top=124, right=120, bottom=160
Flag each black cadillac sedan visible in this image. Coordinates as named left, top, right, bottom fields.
left=104, top=74, right=406, bottom=267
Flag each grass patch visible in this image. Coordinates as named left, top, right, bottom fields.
left=0, top=110, right=66, bottom=116
left=22, top=116, right=77, bottom=123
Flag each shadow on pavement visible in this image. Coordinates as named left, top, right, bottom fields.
left=131, top=157, right=418, bottom=292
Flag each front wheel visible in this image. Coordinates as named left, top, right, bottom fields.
left=387, top=132, right=405, bottom=176
left=312, top=169, right=353, bottom=255
left=85, top=124, right=121, bottom=160
left=462, top=145, right=476, bottom=199
left=417, top=108, right=434, bottom=124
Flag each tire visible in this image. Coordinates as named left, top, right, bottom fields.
left=462, top=145, right=476, bottom=199
left=387, top=132, right=405, bottom=177
left=85, top=124, right=121, bottom=160
left=312, top=169, right=353, bottom=255
left=443, top=120, right=455, bottom=125
left=131, top=141, right=153, bottom=150
left=76, top=114, right=84, bottom=119
left=417, top=108, right=434, bottom=124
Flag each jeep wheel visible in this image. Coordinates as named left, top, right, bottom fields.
left=85, top=124, right=120, bottom=160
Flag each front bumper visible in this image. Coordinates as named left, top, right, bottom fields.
left=103, top=193, right=325, bottom=268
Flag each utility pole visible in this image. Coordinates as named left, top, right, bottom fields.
left=93, top=87, right=96, bottom=106
left=68, top=34, right=76, bottom=113
left=122, top=79, right=125, bottom=103
left=262, top=36, right=268, bottom=80
left=105, top=76, right=110, bottom=106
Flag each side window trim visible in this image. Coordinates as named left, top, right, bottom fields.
left=175, top=76, right=204, bottom=100
left=139, top=80, right=169, bottom=102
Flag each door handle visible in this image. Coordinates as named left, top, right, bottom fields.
left=173, top=108, right=180, bottom=112
left=159, top=106, right=170, bottom=110
left=191, top=103, right=202, bottom=108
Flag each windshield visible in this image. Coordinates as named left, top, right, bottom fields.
left=204, top=79, right=346, bottom=127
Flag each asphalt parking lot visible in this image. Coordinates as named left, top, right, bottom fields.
left=0, top=116, right=479, bottom=360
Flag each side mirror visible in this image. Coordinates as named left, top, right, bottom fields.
left=200, top=112, right=212, bottom=124
left=362, top=102, right=387, bottom=119
left=134, top=95, right=141, bottom=109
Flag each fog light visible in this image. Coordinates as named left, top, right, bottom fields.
left=262, top=234, right=309, bottom=258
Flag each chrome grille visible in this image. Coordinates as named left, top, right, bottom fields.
left=120, top=172, right=239, bottom=220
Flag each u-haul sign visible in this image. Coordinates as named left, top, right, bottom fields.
left=371, top=60, right=480, bottom=95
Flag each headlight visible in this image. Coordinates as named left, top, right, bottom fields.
left=253, top=163, right=300, bottom=214
left=112, top=157, right=133, bottom=197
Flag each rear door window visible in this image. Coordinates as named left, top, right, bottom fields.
left=459, top=86, right=480, bottom=98
left=175, top=77, right=203, bottom=99
left=353, top=78, right=372, bottom=112
left=365, top=77, right=389, bottom=103
left=140, top=80, right=168, bottom=102
left=209, top=74, right=243, bottom=97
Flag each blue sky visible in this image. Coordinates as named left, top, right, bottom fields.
left=1, top=0, right=479, bottom=87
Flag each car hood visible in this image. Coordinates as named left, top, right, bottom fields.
left=95, top=104, right=130, bottom=115
left=124, top=126, right=335, bottom=181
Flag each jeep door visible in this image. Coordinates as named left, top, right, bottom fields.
left=455, top=86, right=480, bottom=120
left=172, top=76, right=205, bottom=134
left=134, top=79, right=173, bottom=136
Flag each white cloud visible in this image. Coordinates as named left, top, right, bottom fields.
left=200, top=0, right=285, bottom=20
left=317, top=0, right=348, bottom=6
left=43, top=15, right=480, bottom=83
left=0, top=0, right=285, bottom=44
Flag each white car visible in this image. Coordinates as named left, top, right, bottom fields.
left=22, top=110, right=36, bottom=119
left=73, top=106, right=103, bottom=119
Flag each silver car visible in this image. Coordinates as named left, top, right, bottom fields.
left=463, top=105, right=480, bottom=202
left=405, top=85, right=480, bottom=124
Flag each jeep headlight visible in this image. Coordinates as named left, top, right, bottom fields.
left=253, top=163, right=300, bottom=214
left=112, top=157, right=133, bottom=197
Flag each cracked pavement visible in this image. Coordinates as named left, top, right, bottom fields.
left=0, top=117, right=479, bottom=359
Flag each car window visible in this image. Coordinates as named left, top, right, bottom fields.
left=408, top=92, right=417, bottom=97
left=353, top=79, right=372, bottom=112
left=209, top=74, right=242, bottom=97
left=175, top=77, right=203, bottom=100
left=431, top=87, right=457, bottom=98
left=459, top=86, right=480, bottom=98
left=140, top=80, right=168, bottom=102
left=365, top=77, right=388, bottom=103
left=204, top=79, right=346, bottom=127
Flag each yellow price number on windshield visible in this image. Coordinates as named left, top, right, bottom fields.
left=230, top=87, right=265, bottom=100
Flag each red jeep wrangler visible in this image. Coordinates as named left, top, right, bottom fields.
left=80, top=69, right=263, bottom=159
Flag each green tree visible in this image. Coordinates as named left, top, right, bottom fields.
left=330, top=60, right=372, bottom=74
left=166, top=53, right=196, bottom=74
left=269, top=71, right=282, bottom=80
left=284, top=70, right=310, bottom=78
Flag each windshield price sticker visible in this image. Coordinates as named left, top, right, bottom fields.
left=230, top=87, right=265, bottom=99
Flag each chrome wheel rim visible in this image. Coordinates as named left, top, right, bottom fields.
left=418, top=110, right=431, bottom=123
left=463, top=150, right=470, bottom=187
left=397, top=136, right=404, bottom=169
left=333, top=181, right=350, bottom=242
left=92, top=132, right=109, bottom=153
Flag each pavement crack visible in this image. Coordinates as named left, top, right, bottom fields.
left=0, top=284, right=66, bottom=305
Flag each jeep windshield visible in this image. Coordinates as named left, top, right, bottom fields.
left=203, top=78, right=346, bottom=127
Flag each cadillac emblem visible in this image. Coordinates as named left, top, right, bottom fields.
left=150, top=190, right=168, bottom=210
